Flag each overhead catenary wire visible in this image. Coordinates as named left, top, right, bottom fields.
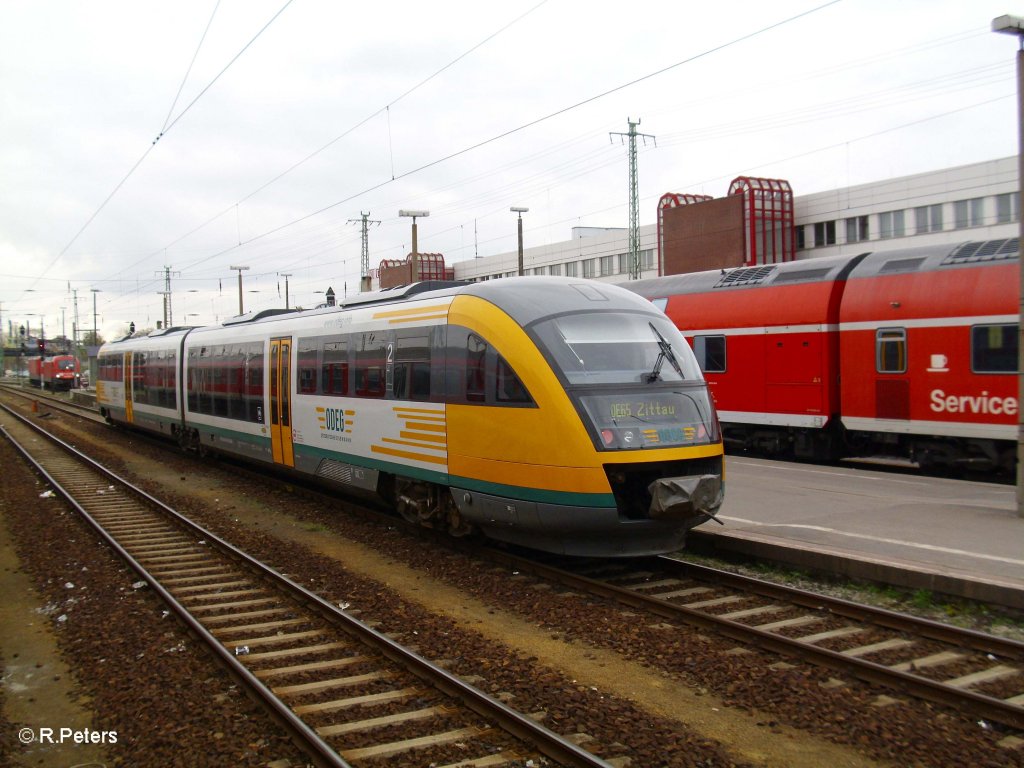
left=24, top=4, right=1010, bottom=329
left=168, top=0, right=846, bottom=280
left=25, top=0, right=297, bottom=300
left=160, top=0, right=222, bottom=135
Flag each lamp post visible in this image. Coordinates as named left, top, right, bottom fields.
left=993, top=14, right=1024, bottom=518
left=90, top=289, right=100, bottom=347
left=230, top=265, right=250, bottom=315
left=399, top=210, right=429, bottom=282
left=511, top=207, right=529, bottom=276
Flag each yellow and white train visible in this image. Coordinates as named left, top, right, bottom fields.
left=97, top=277, right=724, bottom=556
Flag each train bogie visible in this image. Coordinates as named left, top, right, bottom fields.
left=97, top=278, right=726, bottom=556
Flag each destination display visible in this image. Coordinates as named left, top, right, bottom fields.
left=578, top=390, right=719, bottom=450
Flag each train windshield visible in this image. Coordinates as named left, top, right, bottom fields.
left=57, top=359, right=75, bottom=370
left=533, top=311, right=702, bottom=385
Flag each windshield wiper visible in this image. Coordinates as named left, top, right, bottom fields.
left=646, top=322, right=684, bottom=383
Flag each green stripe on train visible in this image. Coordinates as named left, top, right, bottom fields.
left=171, top=424, right=616, bottom=509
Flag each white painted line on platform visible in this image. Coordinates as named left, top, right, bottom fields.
left=717, top=516, right=1024, bottom=568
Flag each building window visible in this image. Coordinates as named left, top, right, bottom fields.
left=582, top=258, right=597, bottom=279
left=601, top=255, right=616, bottom=276
left=533, top=266, right=546, bottom=276
left=813, top=220, right=836, bottom=247
left=954, top=198, right=985, bottom=229
left=548, top=263, right=562, bottom=276
left=565, top=261, right=578, bottom=278
left=996, top=192, right=1020, bottom=224
left=876, top=328, right=907, bottom=373
left=795, top=225, right=806, bottom=250
left=642, top=249, right=655, bottom=270
left=879, top=210, right=905, bottom=239
left=845, top=215, right=869, bottom=243
left=618, top=253, right=631, bottom=274
left=914, top=204, right=943, bottom=234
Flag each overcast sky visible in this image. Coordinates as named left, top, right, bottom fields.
left=1, top=0, right=1019, bottom=342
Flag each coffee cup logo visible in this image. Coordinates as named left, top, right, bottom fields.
left=929, top=354, right=948, bottom=371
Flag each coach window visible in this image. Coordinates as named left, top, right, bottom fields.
left=693, top=335, right=726, bottom=373
left=244, top=342, right=264, bottom=422
left=132, top=352, right=147, bottom=402
left=393, top=332, right=431, bottom=401
left=322, top=339, right=349, bottom=396
left=214, top=346, right=231, bottom=417
left=876, top=328, right=907, bottom=373
left=972, top=324, right=1018, bottom=373
left=466, top=333, right=487, bottom=402
left=163, top=350, right=177, bottom=408
left=297, top=338, right=318, bottom=395
left=354, top=333, right=385, bottom=398
left=228, top=345, right=248, bottom=419
left=495, top=355, right=531, bottom=404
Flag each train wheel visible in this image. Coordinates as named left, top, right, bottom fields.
left=394, top=479, right=475, bottom=538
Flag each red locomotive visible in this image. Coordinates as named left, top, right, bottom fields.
left=630, top=237, right=1018, bottom=473
left=27, top=354, right=82, bottom=391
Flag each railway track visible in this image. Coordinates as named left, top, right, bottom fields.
left=5, top=385, right=1022, bottom=746
left=489, top=549, right=1024, bottom=731
left=0, top=403, right=613, bottom=768
left=0, top=382, right=103, bottom=423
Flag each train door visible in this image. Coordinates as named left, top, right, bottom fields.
left=269, top=337, right=295, bottom=467
left=875, top=328, right=910, bottom=420
left=123, top=351, right=135, bottom=424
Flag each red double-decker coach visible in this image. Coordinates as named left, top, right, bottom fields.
left=630, top=238, right=1018, bottom=473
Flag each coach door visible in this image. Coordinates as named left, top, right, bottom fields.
left=269, top=337, right=295, bottom=467
left=123, top=351, right=135, bottom=424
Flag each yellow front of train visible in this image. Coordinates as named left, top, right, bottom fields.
left=445, top=278, right=724, bottom=556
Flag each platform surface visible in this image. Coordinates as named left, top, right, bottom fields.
left=688, top=456, right=1024, bottom=608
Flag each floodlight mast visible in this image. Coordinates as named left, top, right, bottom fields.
left=510, top=207, right=529, bottom=276
left=399, top=210, right=430, bottom=282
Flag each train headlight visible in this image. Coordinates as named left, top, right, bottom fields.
left=601, top=429, right=616, bottom=447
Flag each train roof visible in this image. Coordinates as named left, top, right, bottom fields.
left=100, top=277, right=662, bottom=352
left=629, top=252, right=863, bottom=298
left=847, top=237, right=1018, bottom=279
left=628, top=237, right=1019, bottom=298
left=463, top=277, right=659, bottom=328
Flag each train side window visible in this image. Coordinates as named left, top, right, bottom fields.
left=495, top=355, right=532, bottom=404
left=650, top=297, right=668, bottom=313
left=972, top=324, right=1018, bottom=373
left=297, top=338, right=318, bottom=395
left=132, top=351, right=147, bottom=402
left=228, top=345, right=248, bottom=420
left=693, top=335, right=726, bottom=373
left=245, top=342, right=264, bottom=423
left=354, top=333, right=385, bottom=398
left=876, top=328, right=907, bottom=373
left=322, top=339, right=349, bottom=396
left=166, top=349, right=177, bottom=409
left=466, top=334, right=486, bottom=403
left=393, top=332, right=431, bottom=401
